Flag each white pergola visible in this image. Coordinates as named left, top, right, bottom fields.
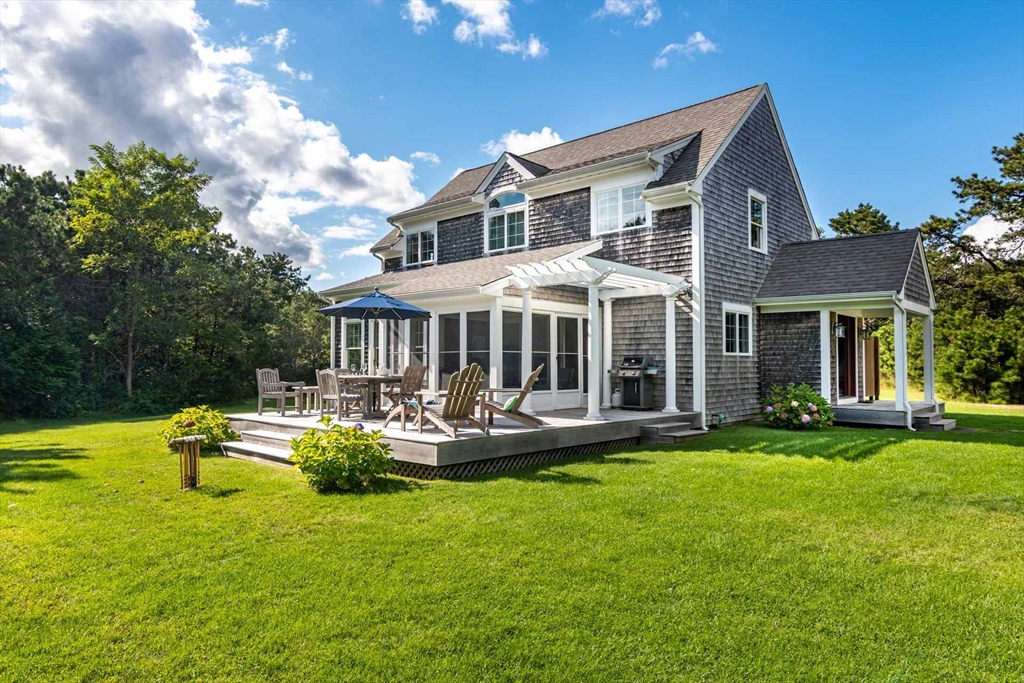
left=504, top=254, right=690, bottom=420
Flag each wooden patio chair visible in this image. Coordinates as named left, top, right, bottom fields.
left=414, top=363, right=488, bottom=438
left=382, top=365, right=429, bottom=430
left=256, top=368, right=302, bottom=416
left=482, top=364, right=547, bottom=428
left=317, top=369, right=362, bottom=419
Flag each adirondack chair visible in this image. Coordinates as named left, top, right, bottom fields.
left=317, top=369, right=363, bottom=419
left=381, top=365, right=429, bottom=430
left=256, top=368, right=303, bottom=416
left=482, top=364, right=547, bottom=428
left=415, top=363, right=488, bottom=438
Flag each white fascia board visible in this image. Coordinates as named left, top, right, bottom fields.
left=516, top=153, right=652, bottom=198
left=693, top=85, right=818, bottom=242
left=388, top=196, right=477, bottom=226
left=900, top=299, right=932, bottom=317
left=756, top=292, right=897, bottom=313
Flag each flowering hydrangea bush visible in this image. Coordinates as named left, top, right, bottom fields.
left=762, top=384, right=834, bottom=430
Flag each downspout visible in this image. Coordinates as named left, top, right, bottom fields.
left=892, top=296, right=916, bottom=431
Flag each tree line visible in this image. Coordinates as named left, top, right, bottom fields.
left=830, top=134, right=1023, bottom=404
left=1, top=142, right=328, bottom=418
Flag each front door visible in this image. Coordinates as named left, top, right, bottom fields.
left=836, top=315, right=858, bottom=399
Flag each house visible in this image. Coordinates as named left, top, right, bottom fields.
left=321, top=83, right=946, bottom=432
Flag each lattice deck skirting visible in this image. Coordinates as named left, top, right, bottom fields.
left=389, top=437, right=640, bottom=480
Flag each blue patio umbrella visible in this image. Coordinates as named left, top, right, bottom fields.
left=318, top=287, right=430, bottom=321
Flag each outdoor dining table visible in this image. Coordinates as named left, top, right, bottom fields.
left=343, top=374, right=403, bottom=419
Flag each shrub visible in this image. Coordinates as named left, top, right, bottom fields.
left=158, top=405, right=238, bottom=454
left=762, top=384, right=834, bottom=430
left=289, top=416, right=393, bottom=492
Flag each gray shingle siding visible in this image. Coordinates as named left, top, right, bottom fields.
left=437, top=212, right=484, bottom=265
left=486, top=162, right=524, bottom=194
left=702, top=96, right=815, bottom=423
left=599, top=205, right=693, bottom=274
left=504, top=284, right=588, bottom=305
left=529, top=188, right=591, bottom=249
left=759, top=311, right=821, bottom=396
left=903, top=247, right=930, bottom=306
left=611, top=296, right=693, bottom=411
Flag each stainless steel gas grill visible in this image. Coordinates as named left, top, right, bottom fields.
left=615, top=355, right=656, bottom=410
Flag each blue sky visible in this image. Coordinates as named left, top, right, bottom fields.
left=2, top=0, right=1022, bottom=284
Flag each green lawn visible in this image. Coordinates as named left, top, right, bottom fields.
left=2, top=406, right=1022, bottom=682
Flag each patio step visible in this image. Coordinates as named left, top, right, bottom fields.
left=221, top=441, right=294, bottom=468
left=639, top=426, right=706, bottom=446
left=642, top=419, right=701, bottom=436
left=239, top=429, right=296, bottom=449
left=913, top=413, right=957, bottom=431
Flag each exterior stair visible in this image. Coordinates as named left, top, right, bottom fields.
left=640, top=413, right=706, bottom=446
left=221, top=429, right=296, bottom=467
left=913, top=412, right=957, bottom=431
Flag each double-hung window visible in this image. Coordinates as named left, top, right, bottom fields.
left=723, top=303, right=752, bottom=356
left=487, top=192, right=527, bottom=252
left=596, top=183, right=648, bottom=234
left=748, top=190, right=767, bottom=253
left=406, top=229, right=435, bottom=265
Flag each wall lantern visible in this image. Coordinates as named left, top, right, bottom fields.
left=832, top=320, right=846, bottom=338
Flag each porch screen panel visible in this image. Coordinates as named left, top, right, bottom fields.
left=410, top=319, right=427, bottom=367
left=344, top=322, right=362, bottom=372
left=439, top=313, right=460, bottom=389
left=388, top=321, right=402, bottom=372
left=502, top=311, right=522, bottom=389
left=532, top=313, right=551, bottom=391
left=557, top=317, right=579, bottom=390
left=466, top=311, right=490, bottom=382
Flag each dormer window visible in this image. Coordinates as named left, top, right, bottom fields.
left=406, top=229, right=435, bottom=265
left=486, top=191, right=527, bottom=252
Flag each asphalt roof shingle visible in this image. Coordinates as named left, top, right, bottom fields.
left=756, top=230, right=922, bottom=300
left=391, top=84, right=764, bottom=221
left=322, top=241, right=599, bottom=299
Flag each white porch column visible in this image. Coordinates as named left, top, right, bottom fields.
left=402, top=320, right=411, bottom=370
left=329, top=314, right=336, bottom=369
left=520, top=288, right=534, bottom=414
left=602, top=299, right=613, bottom=408
left=819, top=309, right=832, bottom=403
left=586, top=284, right=604, bottom=420
left=664, top=296, right=679, bottom=413
left=923, top=313, right=935, bottom=404
left=894, top=305, right=909, bottom=420
left=490, top=296, right=502, bottom=389
left=368, top=320, right=377, bottom=372
left=427, top=313, right=439, bottom=392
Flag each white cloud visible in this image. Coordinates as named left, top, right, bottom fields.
left=402, top=0, right=439, bottom=34
left=342, top=242, right=376, bottom=257
left=276, top=61, right=312, bottom=81
left=964, top=215, right=1013, bottom=244
left=235, top=0, right=268, bottom=7
left=322, top=215, right=380, bottom=240
left=258, top=27, right=292, bottom=53
left=313, top=271, right=336, bottom=281
left=594, top=0, right=661, bottom=27
left=481, top=126, right=563, bottom=157
left=410, top=150, right=441, bottom=165
left=497, top=34, right=547, bottom=59
left=0, top=1, right=423, bottom=268
left=652, top=32, right=718, bottom=68
left=449, top=167, right=465, bottom=180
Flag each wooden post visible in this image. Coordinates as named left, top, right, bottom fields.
left=169, top=435, right=206, bottom=490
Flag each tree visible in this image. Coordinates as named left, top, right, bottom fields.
left=69, top=142, right=221, bottom=397
left=828, top=203, right=899, bottom=237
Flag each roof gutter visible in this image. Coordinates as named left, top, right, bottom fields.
left=387, top=195, right=477, bottom=226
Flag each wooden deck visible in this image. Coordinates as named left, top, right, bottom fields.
left=223, top=408, right=703, bottom=479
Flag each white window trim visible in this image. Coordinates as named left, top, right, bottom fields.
left=343, top=320, right=364, bottom=371
left=591, top=182, right=653, bottom=236
left=722, top=302, right=753, bottom=356
left=405, top=227, right=436, bottom=265
left=748, top=189, right=768, bottom=254
left=484, top=190, right=529, bottom=254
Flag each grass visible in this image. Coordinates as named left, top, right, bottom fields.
left=1, top=405, right=1022, bottom=682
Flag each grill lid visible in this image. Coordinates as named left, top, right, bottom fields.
left=619, top=355, right=653, bottom=369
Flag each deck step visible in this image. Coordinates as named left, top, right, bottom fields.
left=914, top=415, right=957, bottom=431
left=240, top=429, right=296, bottom=449
left=640, top=428, right=706, bottom=446
left=640, top=419, right=699, bottom=436
left=221, top=441, right=294, bottom=468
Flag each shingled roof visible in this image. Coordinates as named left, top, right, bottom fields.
left=390, top=84, right=764, bottom=222
left=757, top=230, right=923, bottom=300
left=322, top=241, right=599, bottom=299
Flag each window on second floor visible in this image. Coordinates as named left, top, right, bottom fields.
left=406, top=229, right=435, bottom=265
left=749, top=190, right=767, bottom=253
left=596, top=183, right=648, bottom=234
left=487, top=192, right=527, bottom=252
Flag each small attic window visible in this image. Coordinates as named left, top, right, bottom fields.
left=488, top=192, right=526, bottom=210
